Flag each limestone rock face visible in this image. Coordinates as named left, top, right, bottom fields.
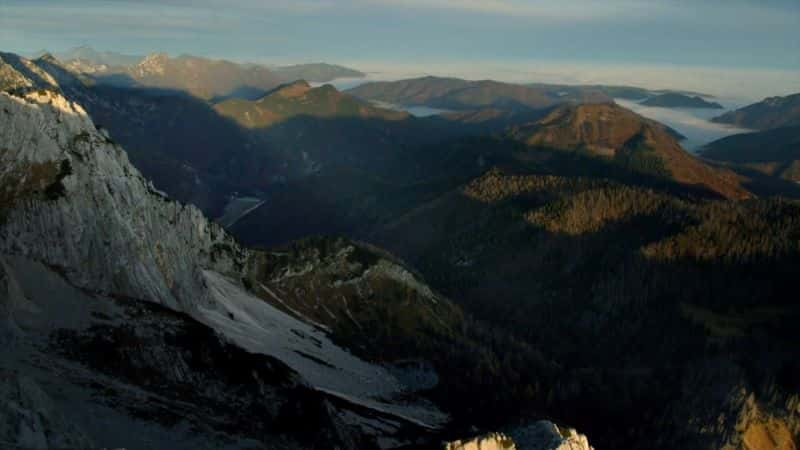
left=508, top=421, right=593, bottom=450
left=445, top=421, right=594, bottom=450
left=445, top=432, right=516, bottom=450
left=132, top=52, right=169, bottom=77
left=0, top=370, right=93, bottom=449
left=0, top=89, right=246, bottom=312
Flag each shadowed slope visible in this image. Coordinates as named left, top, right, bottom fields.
left=712, top=93, right=800, bottom=130
left=701, top=126, right=800, bottom=186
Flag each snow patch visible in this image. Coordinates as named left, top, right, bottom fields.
left=197, top=270, right=448, bottom=429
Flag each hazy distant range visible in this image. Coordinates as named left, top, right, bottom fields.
left=321, top=75, right=752, bottom=151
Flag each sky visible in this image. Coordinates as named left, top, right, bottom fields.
left=2, top=0, right=799, bottom=98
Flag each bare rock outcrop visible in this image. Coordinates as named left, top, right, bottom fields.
left=0, top=88, right=246, bottom=312
left=0, top=370, right=93, bottom=449
left=445, top=421, right=594, bottom=450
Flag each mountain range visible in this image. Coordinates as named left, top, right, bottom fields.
left=272, top=63, right=365, bottom=82
left=525, top=82, right=714, bottom=101
left=115, top=52, right=286, bottom=99
left=347, top=76, right=613, bottom=111
left=35, top=45, right=144, bottom=66
left=35, top=46, right=366, bottom=100
left=348, top=77, right=719, bottom=112
left=2, top=50, right=799, bottom=450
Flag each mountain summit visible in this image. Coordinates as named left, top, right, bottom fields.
left=508, top=103, right=750, bottom=199
left=269, top=79, right=313, bottom=97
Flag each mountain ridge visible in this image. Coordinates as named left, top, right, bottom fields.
left=272, top=63, right=365, bottom=82
left=507, top=103, right=750, bottom=199
left=641, top=93, right=723, bottom=109
left=34, top=47, right=365, bottom=99
left=347, top=76, right=612, bottom=112
left=42, top=45, right=144, bottom=66
left=712, top=93, right=800, bottom=130
left=214, top=81, right=409, bottom=128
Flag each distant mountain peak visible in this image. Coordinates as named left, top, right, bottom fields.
left=140, top=52, right=169, bottom=63
left=36, top=52, right=59, bottom=63
left=50, top=46, right=144, bottom=67
left=135, top=52, right=170, bottom=75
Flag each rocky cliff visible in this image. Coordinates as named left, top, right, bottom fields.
left=0, top=369, right=93, bottom=449
left=0, top=53, right=447, bottom=448
left=0, top=88, right=245, bottom=312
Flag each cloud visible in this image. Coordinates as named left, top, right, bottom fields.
left=4, top=0, right=797, bottom=32
left=361, top=0, right=666, bottom=21
left=1, top=2, right=230, bottom=31
left=2, top=0, right=656, bottom=20
left=150, top=0, right=337, bottom=14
